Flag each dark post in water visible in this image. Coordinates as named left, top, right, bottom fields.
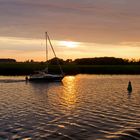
left=127, top=81, right=132, bottom=93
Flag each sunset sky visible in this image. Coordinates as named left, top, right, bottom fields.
left=0, top=0, right=140, bottom=61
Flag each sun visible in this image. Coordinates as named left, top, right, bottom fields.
left=59, top=41, right=79, bottom=48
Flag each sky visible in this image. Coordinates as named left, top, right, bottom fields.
left=0, top=0, right=140, bottom=61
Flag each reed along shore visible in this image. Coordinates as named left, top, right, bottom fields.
left=0, top=62, right=140, bottom=75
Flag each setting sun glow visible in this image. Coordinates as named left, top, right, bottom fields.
left=59, top=41, right=79, bottom=48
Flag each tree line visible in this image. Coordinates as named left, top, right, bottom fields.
left=1, top=57, right=140, bottom=65
left=46, top=57, right=140, bottom=65
left=0, top=57, right=140, bottom=75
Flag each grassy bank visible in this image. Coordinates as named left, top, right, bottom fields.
left=0, top=62, right=140, bottom=75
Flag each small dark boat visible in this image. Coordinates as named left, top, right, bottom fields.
left=28, top=32, right=64, bottom=82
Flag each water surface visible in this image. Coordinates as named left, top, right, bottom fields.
left=0, top=75, right=140, bottom=140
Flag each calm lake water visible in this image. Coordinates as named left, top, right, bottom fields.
left=0, top=75, right=140, bottom=140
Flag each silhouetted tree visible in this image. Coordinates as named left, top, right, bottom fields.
left=65, top=59, right=73, bottom=64
left=74, top=57, right=131, bottom=65
left=0, top=58, right=16, bottom=63
left=48, top=57, right=65, bottom=65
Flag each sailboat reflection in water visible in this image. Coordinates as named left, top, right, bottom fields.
left=29, top=32, right=64, bottom=82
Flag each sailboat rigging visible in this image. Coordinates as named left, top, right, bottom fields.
left=28, top=32, right=64, bottom=82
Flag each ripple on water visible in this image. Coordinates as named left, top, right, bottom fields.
left=0, top=75, right=140, bottom=139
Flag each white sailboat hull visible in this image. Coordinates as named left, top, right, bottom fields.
left=29, top=73, right=64, bottom=82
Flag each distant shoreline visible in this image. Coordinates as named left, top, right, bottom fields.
left=0, top=63, right=140, bottom=76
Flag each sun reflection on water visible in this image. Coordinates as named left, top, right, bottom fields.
left=61, top=76, right=77, bottom=111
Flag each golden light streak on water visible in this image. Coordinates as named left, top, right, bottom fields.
left=61, top=76, right=77, bottom=111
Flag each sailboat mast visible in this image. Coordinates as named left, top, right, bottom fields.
left=45, top=32, right=48, bottom=62
left=45, top=32, right=48, bottom=73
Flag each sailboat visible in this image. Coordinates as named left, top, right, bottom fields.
left=28, top=32, right=64, bottom=82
